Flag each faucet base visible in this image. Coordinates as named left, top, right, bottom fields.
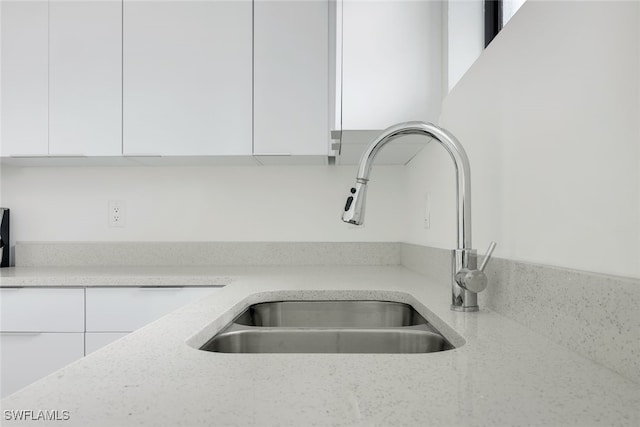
left=450, top=249, right=479, bottom=312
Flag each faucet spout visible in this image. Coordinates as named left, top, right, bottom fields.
left=344, top=121, right=472, bottom=250
left=341, top=121, right=489, bottom=312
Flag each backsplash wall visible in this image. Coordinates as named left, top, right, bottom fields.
left=0, top=164, right=406, bottom=252
left=2, top=1, right=637, bottom=280
left=404, top=0, right=639, bottom=279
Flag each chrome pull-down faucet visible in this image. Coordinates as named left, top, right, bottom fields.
left=341, top=121, right=495, bottom=312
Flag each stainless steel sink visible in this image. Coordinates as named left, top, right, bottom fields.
left=234, top=300, right=428, bottom=327
left=199, top=301, right=455, bottom=354
left=202, top=327, right=451, bottom=353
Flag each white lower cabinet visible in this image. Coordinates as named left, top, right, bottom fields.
left=0, top=288, right=85, bottom=332
left=86, top=287, right=217, bottom=332
left=0, top=286, right=219, bottom=398
left=0, top=288, right=85, bottom=398
left=0, top=333, right=84, bottom=398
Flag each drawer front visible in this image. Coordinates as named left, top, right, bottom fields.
left=0, top=288, right=85, bottom=332
left=85, top=332, right=129, bottom=355
left=86, top=287, right=218, bottom=332
left=0, top=332, right=84, bottom=398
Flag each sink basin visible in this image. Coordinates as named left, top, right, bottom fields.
left=198, top=300, right=455, bottom=354
left=202, top=327, right=452, bottom=353
left=234, top=300, right=428, bottom=327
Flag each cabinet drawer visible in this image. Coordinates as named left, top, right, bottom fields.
left=0, top=332, right=84, bottom=398
left=85, top=332, right=129, bottom=355
left=0, top=288, right=85, bottom=332
left=86, top=287, right=218, bottom=332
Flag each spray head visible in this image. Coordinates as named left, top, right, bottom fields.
left=341, top=181, right=368, bottom=225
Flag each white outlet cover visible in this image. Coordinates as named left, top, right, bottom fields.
left=423, top=193, right=430, bottom=229
left=108, top=200, right=126, bottom=228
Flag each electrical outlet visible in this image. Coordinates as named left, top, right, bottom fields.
left=108, top=200, right=126, bottom=228
left=424, top=193, right=431, bottom=229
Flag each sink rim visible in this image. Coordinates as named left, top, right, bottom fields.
left=233, top=299, right=431, bottom=328
left=195, top=299, right=457, bottom=354
left=185, top=291, right=467, bottom=351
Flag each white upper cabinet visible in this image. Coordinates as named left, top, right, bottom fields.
left=253, top=0, right=329, bottom=157
left=333, top=0, right=442, bottom=164
left=340, top=0, right=441, bottom=130
left=49, top=0, right=122, bottom=156
left=0, top=0, right=49, bottom=157
left=1, top=0, right=439, bottom=165
left=123, top=0, right=253, bottom=156
left=1, top=0, right=121, bottom=158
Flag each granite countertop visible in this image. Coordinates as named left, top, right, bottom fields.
left=1, top=266, right=639, bottom=426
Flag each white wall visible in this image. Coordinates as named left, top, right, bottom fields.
left=406, top=0, right=640, bottom=278
left=0, top=164, right=406, bottom=247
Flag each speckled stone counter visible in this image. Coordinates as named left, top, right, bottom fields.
left=1, top=266, right=639, bottom=426
left=0, top=266, right=238, bottom=287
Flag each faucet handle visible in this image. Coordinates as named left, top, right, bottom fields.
left=479, top=241, right=497, bottom=272
left=456, top=242, right=497, bottom=293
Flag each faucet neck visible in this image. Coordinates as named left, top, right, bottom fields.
left=356, top=121, right=472, bottom=249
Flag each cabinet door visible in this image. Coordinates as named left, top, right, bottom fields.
left=86, top=287, right=218, bottom=332
left=0, top=0, right=49, bottom=156
left=341, top=0, right=441, bottom=129
left=123, top=0, right=252, bottom=155
left=253, top=0, right=329, bottom=156
left=0, top=333, right=84, bottom=398
left=0, top=288, right=85, bottom=332
left=49, top=0, right=122, bottom=156
left=85, top=332, right=129, bottom=355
